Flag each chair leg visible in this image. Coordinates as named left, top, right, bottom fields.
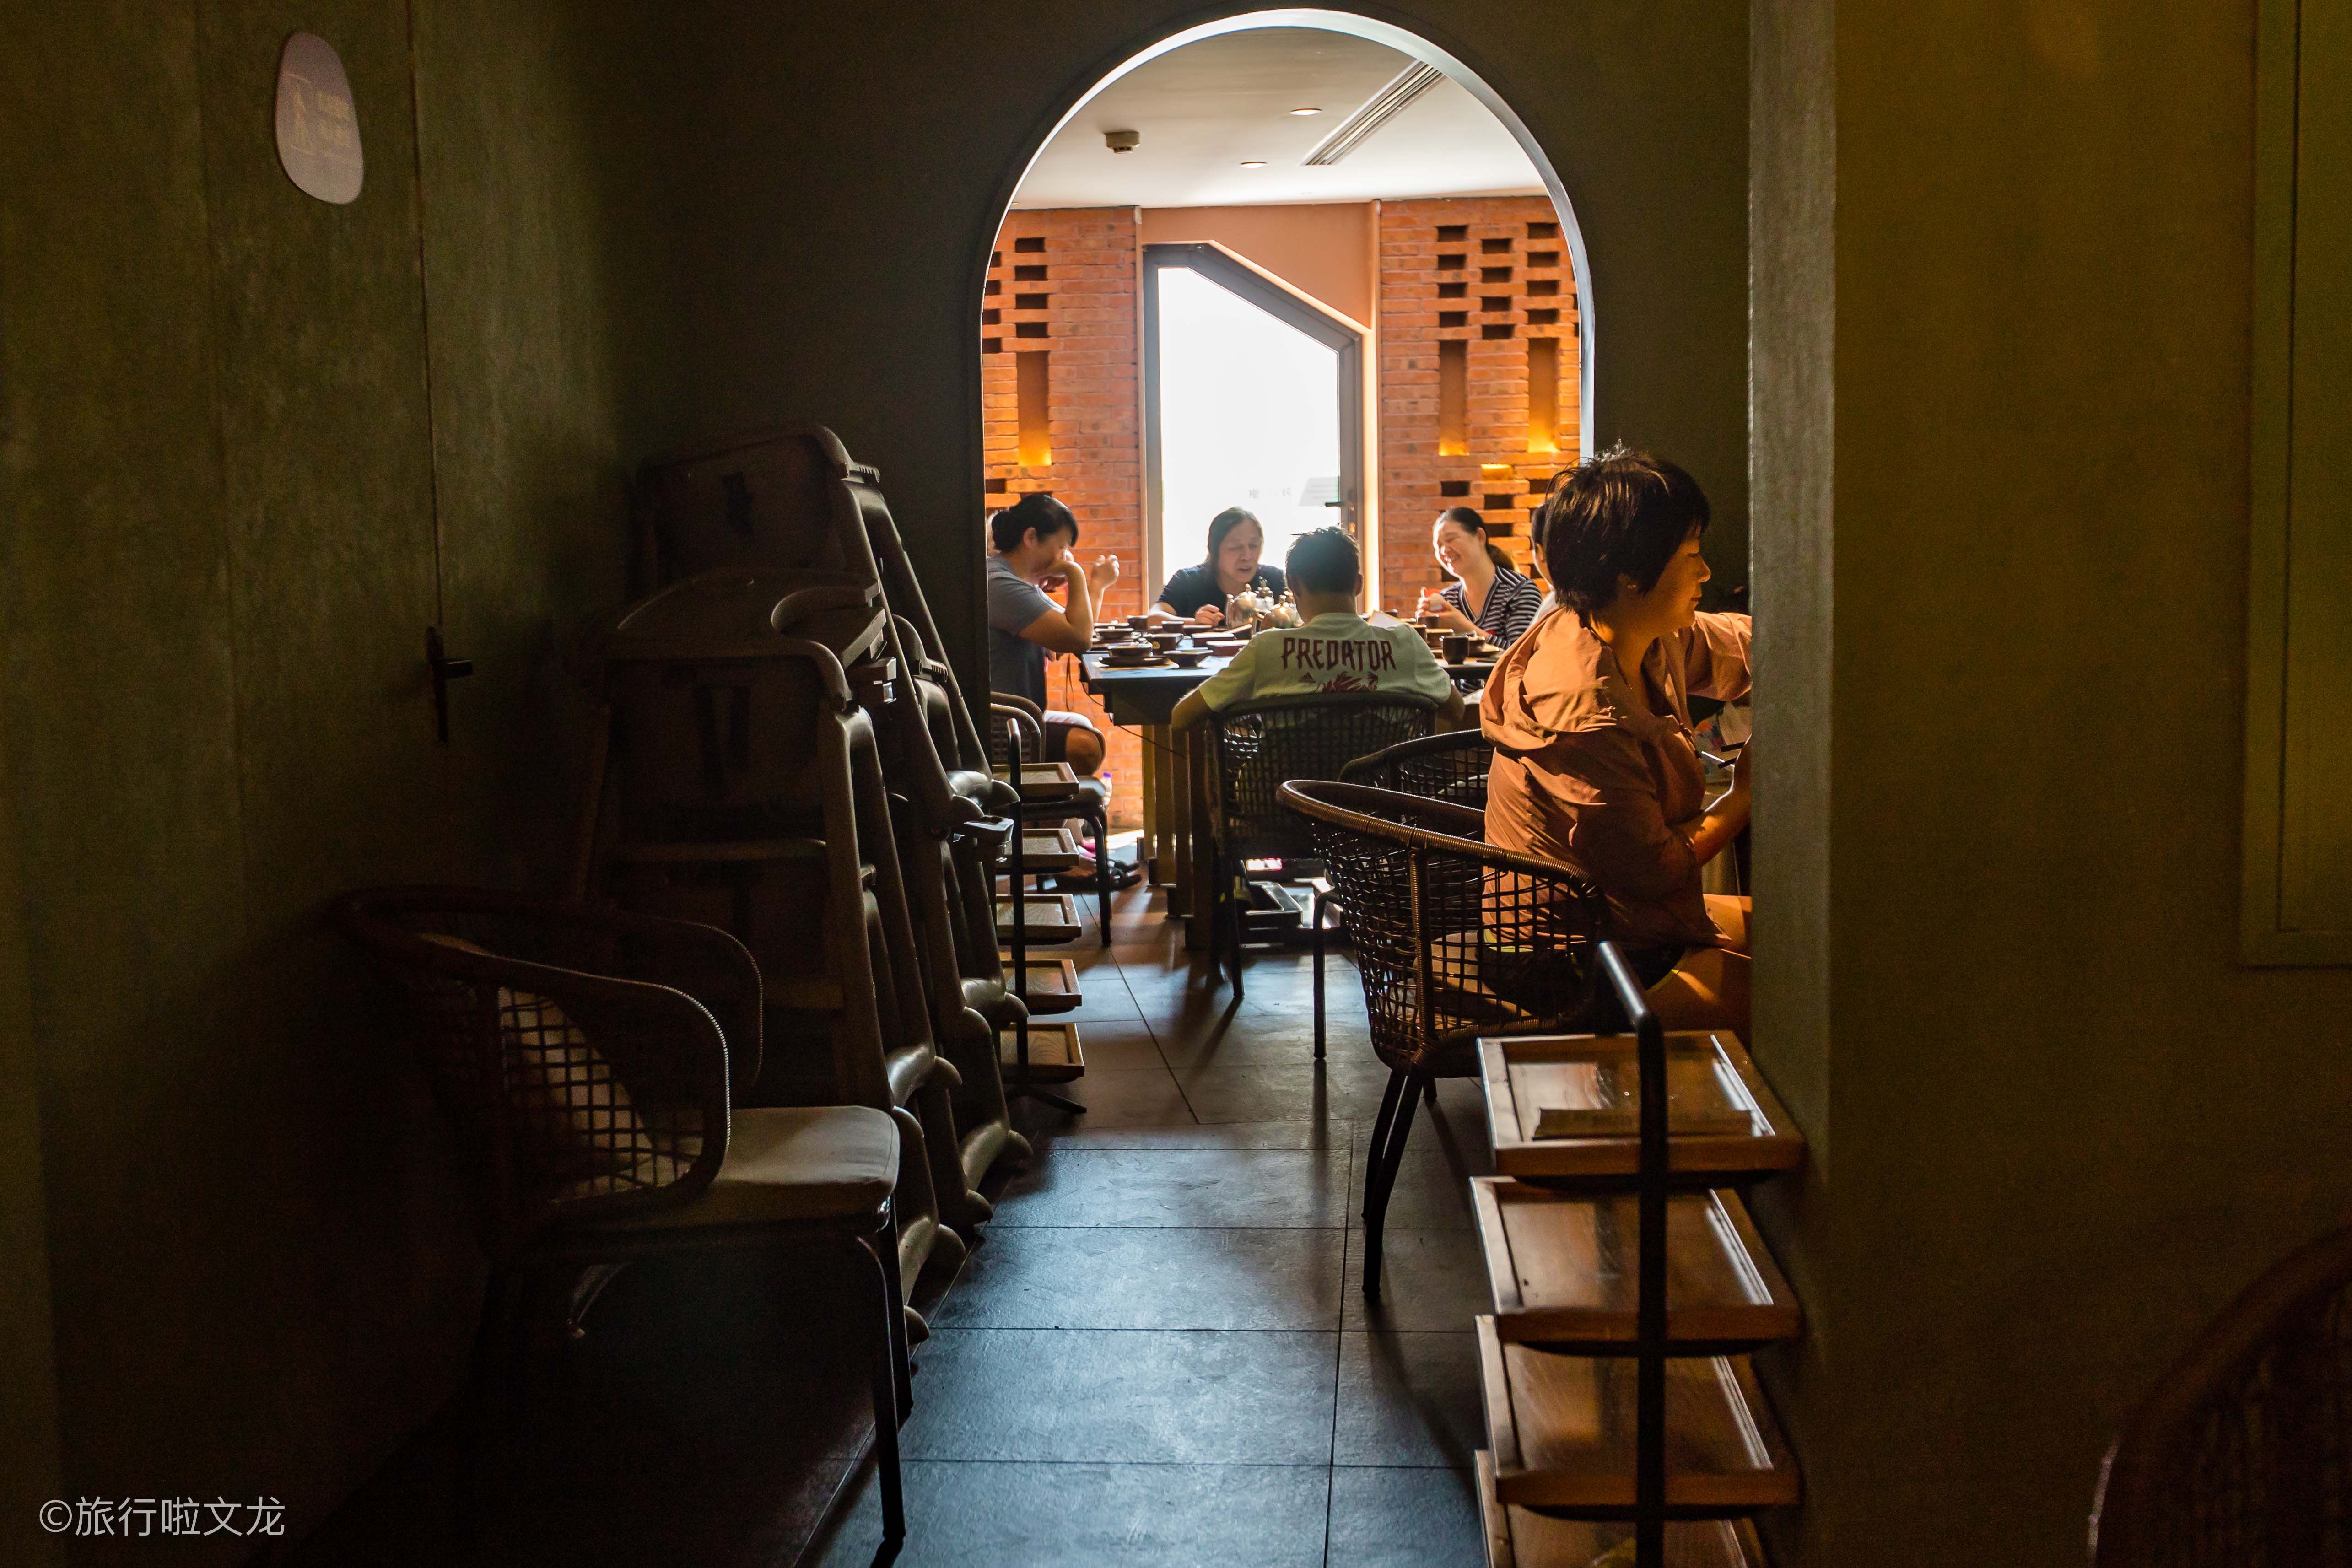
left=1359, top=1068, right=1410, bottom=1301
left=1310, top=892, right=1326, bottom=1062
left=1226, top=857, right=1247, bottom=999
left=859, top=1230, right=907, bottom=1547
left=1361, top=1068, right=1422, bottom=1302
left=460, top=1265, right=524, bottom=1530
left=1092, top=804, right=1111, bottom=947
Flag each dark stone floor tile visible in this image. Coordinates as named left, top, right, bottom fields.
left=1025, top=1119, right=1350, bottom=1153
left=1052, top=1020, right=1165, bottom=1071
left=1333, top=1331, right=1484, bottom=1469
left=814, top=1460, right=1332, bottom=1568
left=1177, top=1061, right=1400, bottom=1126
left=1344, top=1227, right=1494, bottom=1332
left=993, top=1148, right=1351, bottom=1228
left=1007, top=1066, right=1195, bottom=1135
left=905, top=1329, right=1338, bottom=1463
left=927, top=1227, right=1345, bottom=1330
left=1324, top=1466, right=1485, bottom=1568
left=1347, top=1111, right=1488, bottom=1232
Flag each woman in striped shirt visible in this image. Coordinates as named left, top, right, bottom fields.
left=1415, top=507, right=1546, bottom=647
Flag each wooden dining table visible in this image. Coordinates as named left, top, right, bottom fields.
left=1079, top=641, right=1498, bottom=950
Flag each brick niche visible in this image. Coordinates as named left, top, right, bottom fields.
left=982, top=208, right=1146, bottom=828
left=1376, top=196, right=1581, bottom=614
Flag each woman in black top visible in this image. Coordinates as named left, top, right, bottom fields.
left=1152, top=507, right=1286, bottom=627
left=1415, top=507, right=1546, bottom=647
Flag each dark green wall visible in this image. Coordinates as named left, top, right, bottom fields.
left=0, top=2, right=673, bottom=1558
left=648, top=0, right=1753, bottom=699
left=1750, top=0, right=2352, bottom=1562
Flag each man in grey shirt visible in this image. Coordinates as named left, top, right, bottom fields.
left=986, top=492, right=1118, bottom=780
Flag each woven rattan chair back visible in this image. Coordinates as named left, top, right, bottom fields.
left=2093, top=1223, right=2352, bottom=1567
left=334, top=888, right=749, bottom=1253
left=1279, top=779, right=1607, bottom=1076
left=1210, top=693, right=1437, bottom=862
left=1338, top=728, right=1495, bottom=811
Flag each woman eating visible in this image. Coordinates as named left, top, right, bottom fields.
left=1151, top=507, right=1285, bottom=628
left=1480, top=449, right=1753, bottom=1034
left=1415, top=507, right=1546, bottom=647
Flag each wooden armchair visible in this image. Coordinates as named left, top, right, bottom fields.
left=333, top=885, right=907, bottom=1549
left=1277, top=780, right=1610, bottom=1299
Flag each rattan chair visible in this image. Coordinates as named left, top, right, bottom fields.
left=334, top=886, right=908, bottom=1549
left=1278, top=780, right=1610, bottom=1300
left=1307, top=729, right=1500, bottom=1054
left=2091, top=1221, right=2352, bottom=1566
left=1337, top=727, right=1495, bottom=809
left=1205, top=694, right=1438, bottom=997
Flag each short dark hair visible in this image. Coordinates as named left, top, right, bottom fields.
left=1530, top=447, right=1710, bottom=613
left=1203, top=507, right=1262, bottom=564
left=988, top=491, right=1077, bottom=554
left=1436, top=507, right=1514, bottom=572
left=1284, top=525, right=1360, bottom=595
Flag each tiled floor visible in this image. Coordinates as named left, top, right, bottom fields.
left=811, top=878, right=1496, bottom=1568
left=290, top=874, right=1496, bottom=1567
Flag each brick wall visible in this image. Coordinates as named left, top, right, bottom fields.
left=1376, top=197, right=1581, bottom=614
left=982, top=208, right=1145, bottom=827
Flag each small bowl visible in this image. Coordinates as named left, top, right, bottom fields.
left=1147, top=631, right=1185, bottom=652
left=1126, top=614, right=1152, bottom=633
left=1168, top=648, right=1208, bottom=668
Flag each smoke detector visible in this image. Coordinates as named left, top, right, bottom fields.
left=1104, top=129, right=1140, bottom=154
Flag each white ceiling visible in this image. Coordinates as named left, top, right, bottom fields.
left=1010, top=27, right=1548, bottom=210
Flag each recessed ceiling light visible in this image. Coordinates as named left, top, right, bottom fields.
left=1289, top=107, right=1322, bottom=116
left=1239, top=160, right=1266, bottom=168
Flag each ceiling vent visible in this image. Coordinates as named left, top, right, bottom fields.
left=1301, top=62, right=1446, bottom=166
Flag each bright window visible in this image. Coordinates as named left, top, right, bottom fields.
left=1155, top=265, right=1343, bottom=578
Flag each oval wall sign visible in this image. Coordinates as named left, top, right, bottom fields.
left=275, top=32, right=364, bottom=204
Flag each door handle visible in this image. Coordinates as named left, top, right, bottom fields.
left=426, top=626, right=474, bottom=743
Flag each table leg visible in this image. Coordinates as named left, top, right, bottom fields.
left=1182, top=727, right=1212, bottom=951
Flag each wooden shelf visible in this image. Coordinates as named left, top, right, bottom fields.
left=996, top=894, right=1081, bottom=945
left=1001, top=956, right=1083, bottom=1015
left=1014, top=829, right=1086, bottom=871
left=1478, top=1319, right=1799, bottom=1514
left=994, top=761, right=1083, bottom=799
left=1478, top=1452, right=1769, bottom=1568
left=1479, top=1032, right=1804, bottom=1185
left=999, top=1020, right=1084, bottom=1083
left=1471, top=1181, right=1800, bottom=1350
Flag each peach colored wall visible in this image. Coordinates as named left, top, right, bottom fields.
left=1138, top=203, right=1375, bottom=324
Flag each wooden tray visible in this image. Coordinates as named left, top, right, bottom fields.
left=1014, top=829, right=1087, bottom=871
left=1479, top=1032, right=1803, bottom=1184
left=994, top=761, right=1085, bottom=798
left=996, top=894, right=1081, bottom=945
left=998, top=1020, right=1084, bottom=1083
left=1470, top=1180, right=1800, bottom=1350
left=1477, top=1452, right=1769, bottom=1568
left=1000, top=956, right=1082, bottom=1015
left=1478, top=1319, right=1800, bottom=1513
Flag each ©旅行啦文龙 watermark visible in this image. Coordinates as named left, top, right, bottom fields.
left=38, top=1497, right=284, bottom=1537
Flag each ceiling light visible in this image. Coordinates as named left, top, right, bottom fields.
left=1289, top=107, right=1322, bottom=116
left=1239, top=160, right=1266, bottom=168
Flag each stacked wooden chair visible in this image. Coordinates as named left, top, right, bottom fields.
left=577, top=423, right=1041, bottom=1304
left=572, top=569, right=974, bottom=1304
left=1469, top=946, right=1806, bottom=1566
